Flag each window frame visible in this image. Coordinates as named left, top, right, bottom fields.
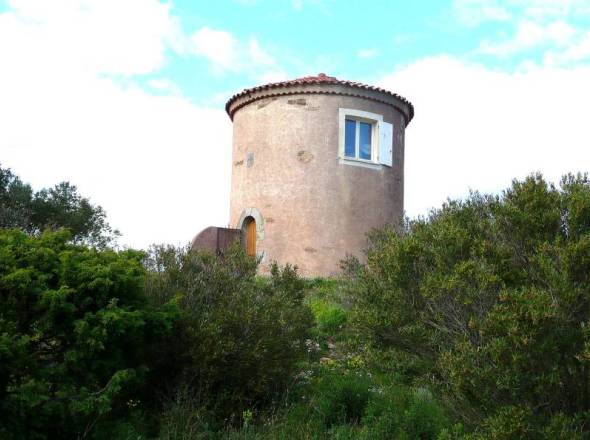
left=338, top=108, right=384, bottom=169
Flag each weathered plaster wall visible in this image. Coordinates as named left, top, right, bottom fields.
left=229, top=88, right=406, bottom=277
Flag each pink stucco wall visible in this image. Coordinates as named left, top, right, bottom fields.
left=228, top=84, right=409, bottom=277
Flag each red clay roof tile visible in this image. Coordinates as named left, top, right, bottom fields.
left=225, top=73, right=414, bottom=123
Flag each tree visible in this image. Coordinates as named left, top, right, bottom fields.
left=349, top=173, right=590, bottom=438
left=0, top=229, right=178, bottom=439
left=0, top=166, right=33, bottom=230
left=145, top=243, right=314, bottom=423
left=0, top=164, right=118, bottom=247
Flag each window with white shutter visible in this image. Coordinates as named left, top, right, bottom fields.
left=338, top=108, right=392, bottom=169
left=378, top=121, right=393, bottom=167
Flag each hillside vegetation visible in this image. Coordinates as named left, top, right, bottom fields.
left=2, top=165, right=590, bottom=439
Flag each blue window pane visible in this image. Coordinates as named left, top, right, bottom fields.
left=345, top=119, right=356, bottom=157
left=359, top=122, right=372, bottom=160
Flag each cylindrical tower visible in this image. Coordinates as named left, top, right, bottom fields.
left=226, top=73, right=414, bottom=277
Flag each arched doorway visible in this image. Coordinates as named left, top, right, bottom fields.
left=243, top=216, right=256, bottom=257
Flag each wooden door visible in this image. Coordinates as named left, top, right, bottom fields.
left=246, top=218, right=256, bottom=257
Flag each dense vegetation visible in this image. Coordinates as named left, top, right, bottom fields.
left=2, top=165, right=590, bottom=439
left=0, top=165, right=118, bottom=247
left=347, top=172, right=590, bottom=438
left=144, top=244, right=314, bottom=433
left=0, top=229, right=176, bottom=439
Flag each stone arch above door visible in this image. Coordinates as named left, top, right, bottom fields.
left=237, top=207, right=265, bottom=241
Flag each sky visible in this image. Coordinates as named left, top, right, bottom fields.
left=1, top=0, right=590, bottom=249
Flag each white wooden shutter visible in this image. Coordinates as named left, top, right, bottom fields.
left=379, top=121, right=393, bottom=166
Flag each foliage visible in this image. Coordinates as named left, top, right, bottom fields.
left=306, top=364, right=450, bottom=439
left=0, top=229, right=178, bottom=439
left=144, top=243, right=315, bottom=425
left=216, top=268, right=451, bottom=440
left=8, top=165, right=590, bottom=438
left=362, top=385, right=451, bottom=440
left=0, top=164, right=118, bottom=247
left=158, top=386, right=216, bottom=440
left=213, top=364, right=451, bottom=440
left=311, top=368, right=373, bottom=427
left=348, top=172, right=590, bottom=436
left=0, top=165, right=32, bottom=230
left=309, top=296, right=347, bottom=338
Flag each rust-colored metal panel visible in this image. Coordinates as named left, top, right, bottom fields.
left=216, top=227, right=241, bottom=253
left=192, top=227, right=241, bottom=255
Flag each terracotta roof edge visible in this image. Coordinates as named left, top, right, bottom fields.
left=225, top=74, right=414, bottom=124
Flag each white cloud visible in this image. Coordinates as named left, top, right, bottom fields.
left=453, top=0, right=511, bottom=26
left=378, top=55, right=590, bottom=218
left=147, top=78, right=182, bottom=95
left=458, top=0, right=590, bottom=66
left=0, top=1, right=232, bottom=249
left=191, top=27, right=239, bottom=71
left=357, top=48, right=379, bottom=59
left=2, top=0, right=183, bottom=76
left=544, top=30, right=590, bottom=65
left=475, top=18, right=590, bottom=67
left=511, top=0, right=590, bottom=20
left=248, top=38, right=276, bottom=66
left=256, top=70, right=290, bottom=84
left=479, top=20, right=577, bottom=55
left=454, top=0, right=590, bottom=26
left=190, top=27, right=279, bottom=77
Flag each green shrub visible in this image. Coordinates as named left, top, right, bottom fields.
left=306, top=278, right=342, bottom=298
left=158, top=387, right=216, bottom=440
left=348, top=173, right=590, bottom=435
left=361, top=385, right=409, bottom=438
left=404, top=389, right=450, bottom=439
left=310, top=297, right=347, bottom=336
left=216, top=371, right=452, bottom=439
left=309, top=369, right=372, bottom=427
left=144, top=243, right=315, bottom=425
left=540, top=412, right=589, bottom=440
left=461, top=407, right=590, bottom=440
left=0, top=229, right=178, bottom=439
left=362, top=386, right=449, bottom=440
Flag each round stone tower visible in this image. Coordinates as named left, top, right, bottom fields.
left=226, top=73, right=414, bottom=277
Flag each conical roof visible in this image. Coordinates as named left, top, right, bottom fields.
left=225, top=73, right=414, bottom=124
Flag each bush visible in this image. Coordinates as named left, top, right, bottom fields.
left=225, top=367, right=451, bottom=440
left=311, top=369, right=372, bottom=427
left=310, top=297, right=347, bottom=336
left=362, top=385, right=449, bottom=440
left=0, top=229, right=178, bottom=439
left=158, top=386, right=216, bottom=440
left=348, top=173, right=590, bottom=435
left=144, top=243, right=315, bottom=426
